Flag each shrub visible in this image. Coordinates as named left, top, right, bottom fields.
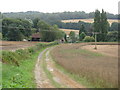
left=83, top=36, right=95, bottom=42
left=79, top=32, right=86, bottom=41
left=106, top=31, right=118, bottom=42
left=2, top=51, right=20, bottom=66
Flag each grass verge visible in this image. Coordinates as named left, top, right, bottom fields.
left=2, top=48, right=45, bottom=88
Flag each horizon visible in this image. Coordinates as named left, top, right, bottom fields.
left=2, top=10, right=118, bottom=15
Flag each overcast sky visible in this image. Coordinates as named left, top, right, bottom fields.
left=0, top=0, right=119, bottom=14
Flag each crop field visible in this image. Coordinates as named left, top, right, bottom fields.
left=60, top=28, right=79, bottom=35
left=51, top=43, right=118, bottom=88
left=61, top=19, right=119, bottom=25
left=1, top=41, right=46, bottom=51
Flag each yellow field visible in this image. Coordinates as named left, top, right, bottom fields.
left=61, top=19, right=119, bottom=25
left=60, top=28, right=79, bottom=35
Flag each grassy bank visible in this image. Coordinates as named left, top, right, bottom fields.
left=2, top=50, right=41, bottom=88
left=2, top=41, right=59, bottom=88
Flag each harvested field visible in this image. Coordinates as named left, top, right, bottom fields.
left=51, top=43, right=118, bottom=88
left=1, top=41, right=46, bottom=51
left=81, top=45, right=118, bottom=57
left=59, top=29, right=79, bottom=35
left=61, top=19, right=119, bottom=25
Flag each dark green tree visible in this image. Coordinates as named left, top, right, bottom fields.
left=79, top=32, right=86, bottom=41
left=94, top=10, right=101, bottom=33
left=69, top=31, right=76, bottom=43
left=64, top=34, right=67, bottom=42
left=110, top=22, right=118, bottom=31
left=100, top=9, right=109, bottom=41
left=2, top=18, right=32, bottom=41
left=33, top=18, right=40, bottom=32
left=93, top=9, right=109, bottom=41
left=79, top=24, right=85, bottom=35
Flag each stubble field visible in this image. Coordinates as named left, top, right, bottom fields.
left=61, top=19, right=119, bottom=25
left=51, top=43, right=118, bottom=88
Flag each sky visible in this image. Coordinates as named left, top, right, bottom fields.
left=0, top=0, right=119, bottom=14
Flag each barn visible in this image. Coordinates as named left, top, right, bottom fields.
left=31, top=33, right=41, bottom=41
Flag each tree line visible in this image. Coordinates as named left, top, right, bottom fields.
left=2, top=11, right=118, bottom=23
left=65, top=9, right=118, bottom=43
left=1, top=10, right=119, bottom=42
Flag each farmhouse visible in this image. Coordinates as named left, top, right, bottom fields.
left=31, top=33, right=41, bottom=41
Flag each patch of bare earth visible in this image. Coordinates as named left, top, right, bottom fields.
left=34, top=48, right=54, bottom=88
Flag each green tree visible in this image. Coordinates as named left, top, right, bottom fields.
left=0, top=33, right=2, bottom=40
left=110, top=22, right=118, bottom=31
left=2, top=18, right=32, bottom=41
left=93, top=9, right=109, bottom=41
left=79, top=32, right=86, bottom=41
left=37, top=21, right=64, bottom=42
left=94, top=10, right=101, bottom=33
left=33, top=18, right=40, bottom=29
left=83, top=36, right=95, bottom=42
left=69, top=31, right=76, bottom=43
left=106, top=31, right=118, bottom=42
left=79, top=24, right=85, bottom=35
left=100, top=9, right=109, bottom=41
left=64, top=34, right=67, bottom=42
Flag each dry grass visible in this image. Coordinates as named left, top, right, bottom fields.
left=61, top=19, right=119, bottom=25
left=51, top=43, right=118, bottom=88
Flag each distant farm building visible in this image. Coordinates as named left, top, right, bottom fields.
left=31, top=33, right=41, bottom=41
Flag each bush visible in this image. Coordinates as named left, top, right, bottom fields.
left=83, top=36, right=95, bottom=42
left=79, top=32, right=86, bottom=41
left=106, top=31, right=118, bottom=42
left=2, top=51, right=20, bottom=66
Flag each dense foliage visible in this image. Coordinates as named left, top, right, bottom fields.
left=94, top=9, right=109, bottom=42
left=79, top=32, right=86, bottom=41
left=3, top=11, right=118, bottom=22
left=83, top=36, right=95, bottom=42
left=2, top=18, right=32, bottom=41
left=1, top=10, right=118, bottom=42
left=2, top=18, right=65, bottom=42
left=69, top=31, right=76, bottom=43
